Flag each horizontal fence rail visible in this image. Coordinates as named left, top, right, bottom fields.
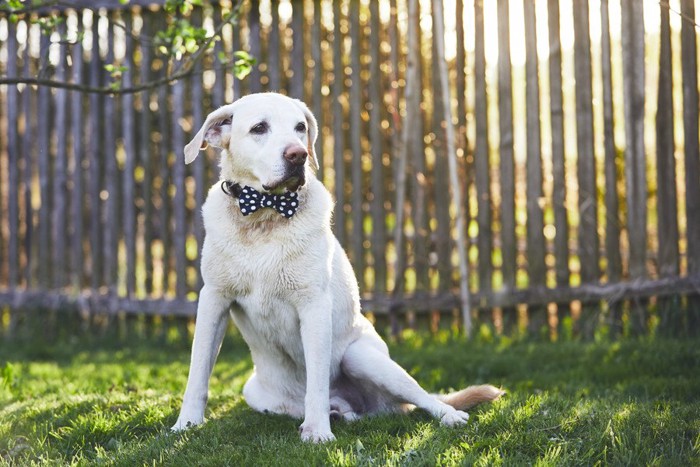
left=1, top=0, right=699, bottom=337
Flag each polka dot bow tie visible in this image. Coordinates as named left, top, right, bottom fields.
left=221, top=181, right=300, bottom=218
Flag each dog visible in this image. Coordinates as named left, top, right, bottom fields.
left=171, top=92, right=503, bottom=442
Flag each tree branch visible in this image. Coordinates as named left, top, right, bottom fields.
left=0, top=0, right=243, bottom=95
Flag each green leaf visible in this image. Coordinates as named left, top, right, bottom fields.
left=232, top=51, right=256, bottom=80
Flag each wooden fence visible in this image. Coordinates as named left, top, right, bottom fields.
left=1, top=0, right=699, bottom=338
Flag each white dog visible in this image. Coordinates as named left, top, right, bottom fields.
left=171, top=92, right=503, bottom=442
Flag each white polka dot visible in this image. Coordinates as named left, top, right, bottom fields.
left=291, top=201, right=297, bottom=207
left=288, top=210, right=293, bottom=215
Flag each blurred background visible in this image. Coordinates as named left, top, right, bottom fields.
left=1, top=0, right=699, bottom=340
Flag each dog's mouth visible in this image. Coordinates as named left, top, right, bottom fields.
left=262, top=165, right=306, bottom=193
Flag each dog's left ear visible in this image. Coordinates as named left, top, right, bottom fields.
left=293, top=99, right=320, bottom=172
left=184, top=104, right=235, bottom=164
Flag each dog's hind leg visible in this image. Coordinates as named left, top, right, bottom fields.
left=341, top=336, right=471, bottom=427
left=172, top=285, right=231, bottom=431
left=243, top=372, right=305, bottom=418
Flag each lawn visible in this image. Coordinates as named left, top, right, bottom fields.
left=1, top=327, right=699, bottom=466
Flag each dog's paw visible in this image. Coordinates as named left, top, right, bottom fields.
left=171, top=416, right=203, bottom=432
left=440, top=409, right=470, bottom=427
left=299, top=422, right=336, bottom=443
left=342, top=411, right=360, bottom=422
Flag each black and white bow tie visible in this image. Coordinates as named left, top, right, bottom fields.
left=222, top=181, right=300, bottom=218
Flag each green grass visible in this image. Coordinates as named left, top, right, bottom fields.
left=1, top=329, right=699, bottom=466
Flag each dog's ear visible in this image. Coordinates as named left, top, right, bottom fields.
left=184, top=105, right=234, bottom=164
left=292, top=99, right=320, bottom=172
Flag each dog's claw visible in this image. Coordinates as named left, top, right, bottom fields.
left=299, top=422, right=336, bottom=443
left=440, top=410, right=470, bottom=427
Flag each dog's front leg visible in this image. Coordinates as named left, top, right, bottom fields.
left=298, top=294, right=334, bottom=443
left=172, top=285, right=231, bottom=431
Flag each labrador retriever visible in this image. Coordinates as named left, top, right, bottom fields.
left=171, top=92, right=503, bottom=442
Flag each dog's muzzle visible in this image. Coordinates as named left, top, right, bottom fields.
left=263, top=147, right=308, bottom=193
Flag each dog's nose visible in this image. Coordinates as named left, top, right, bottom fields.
left=283, top=147, right=308, bottom=166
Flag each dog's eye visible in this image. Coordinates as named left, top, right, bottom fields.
left=250, top=122, right=268, bottom=135
left=295, top=122, right=306, bottom=133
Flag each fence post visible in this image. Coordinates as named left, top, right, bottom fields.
left=681, top=0, right=700, bottom=335
left=497, top=0, right=517, bottom=334
left=621, top=0, right=647, bottom=335
left=432, top=0, right=472, bottom=335
left=600, top=0, right=623, bottom=336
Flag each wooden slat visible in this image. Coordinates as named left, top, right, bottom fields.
left=408, top=2, right=429, bottom=295
left=103, top=15, right=119, bottom=298
left=655, top=1, right=680, bottom=335
left=156, top=64, right=172, bottom=297
left=680, top=0, right=700, bottom=334
left=247, top=0, right=262, bottom=93
left=430, top=0, right=451, bottom=292
left=268, top=0, right=281, bottom=91
left=474, top=0, right=492, bottom=295
left=621, top=0, right=648, bottom=279
left=523, top=0, right=546, bottom=333
left=6, top=19, right=20, bottom=288
left=547, top=0, right=570, bottom=289
left=122, top=10, right=137, bottom=298
left=172, top=78, right=187, bottom=299
left=230, top=3, right=242, bottom=100
left=212, top=2, right=226, bottom=105
left=36, top=31, right=53, bottom=289
left=391, top=0, right=419, bottom=332
left=88, top=12, right=103, bottom=292
left=497, top=0, right=517, bottom=294
left=52, top=18, right=69, bottom=289
left=349, top=0, right=364, bottom=277
left=600, top=0, right=622, bottom=283
left=21, top=32, right=35, bottom=288
left=310, top=0, right=324, bottom=181
left=621, top=0, right=647, bottom=335
left=573, top=0, right=599, bottom=284
left=432, top=0, right=472, bottom=331
left=600, top=0, right=623, bottom=335
left=139, top=9, right=154, bottom=295
left=191, top=6, right=206, bottom=293
left=70, top=14, right=85, bottom=290
left=388, top=0, right=401, bottom=157
left=368, top=0, right=387, bottom=297
left=656, top=2, right=680, bottom=278
left=290, top=0, right=304, bottom=99
left=0, top=51, right=6, bottom=285
left=331, top=0, right=346, bottom=246
left=455, top=0, right=467, bottom=150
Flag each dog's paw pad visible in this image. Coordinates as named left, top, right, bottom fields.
left=440, top=410, right=470, bottom=427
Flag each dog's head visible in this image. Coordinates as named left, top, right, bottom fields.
left=184, top=92, right=319, bottom=193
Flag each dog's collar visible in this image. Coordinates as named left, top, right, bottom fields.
left=221, top=181, right=300, bottom=218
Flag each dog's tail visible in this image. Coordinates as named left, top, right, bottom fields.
left=437, top=384, right=505, bottom=410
